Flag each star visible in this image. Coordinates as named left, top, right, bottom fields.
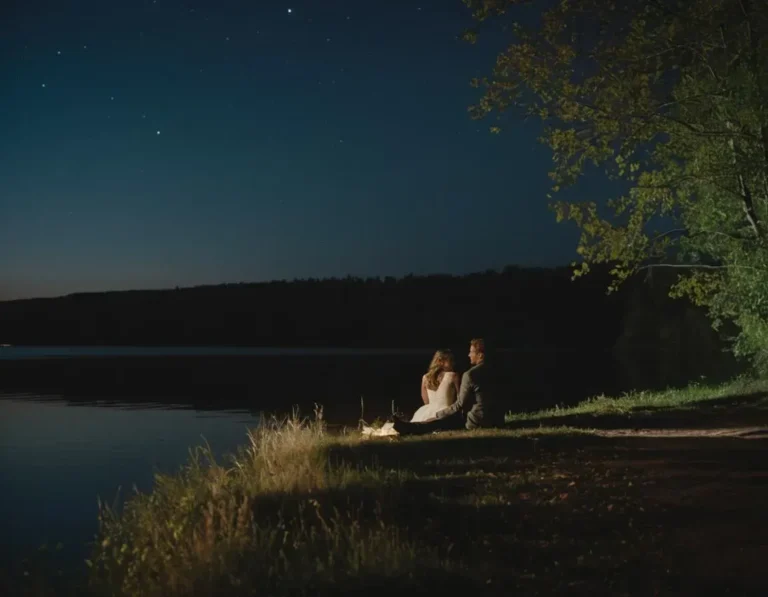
left=287, top=8, right=292, bottom=14
left=56, top=50, right=61, bottom=55
left=156, top=130, right=161, bottom=135
left=41, top=83, right=46, bottom=88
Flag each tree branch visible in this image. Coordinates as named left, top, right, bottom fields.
left=651, top=228, right=687, bottom=241
left=726, top=120, right=762, bottom=238
left=637, top=263, right=768, bottom=273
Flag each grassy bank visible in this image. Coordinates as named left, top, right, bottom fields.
left=5, top=379, right=768, bottom=596
left=506, top=375, right=768, bottom=426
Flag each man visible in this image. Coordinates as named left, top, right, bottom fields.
left=392, top=338, right=500, bottom=435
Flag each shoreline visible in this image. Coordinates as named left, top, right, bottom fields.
left=4, top=376, right=768, bottom=595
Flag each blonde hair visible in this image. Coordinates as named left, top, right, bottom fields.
left=425, top=349, right=455, bottom=391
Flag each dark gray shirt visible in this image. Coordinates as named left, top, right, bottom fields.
left=435, top=361, right=499, bottom=429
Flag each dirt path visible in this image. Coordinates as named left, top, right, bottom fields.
left=595, top=425, right=768, bottom=438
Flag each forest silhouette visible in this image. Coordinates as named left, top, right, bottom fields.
left=0, top=266, right=739, bottom=372
left=1, top=266, right=621, bottom=347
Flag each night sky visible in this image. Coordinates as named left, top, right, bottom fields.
left=1, top=0, right=581, bottom=301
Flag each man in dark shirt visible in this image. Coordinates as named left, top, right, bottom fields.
left=393, top=338, right=501, bottom=435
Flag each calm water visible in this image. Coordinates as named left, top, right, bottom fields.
left=0, top=394, right=261, bottom=566
left=0, top=345, right=621, bottom=568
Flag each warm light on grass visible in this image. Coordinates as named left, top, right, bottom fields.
left=86, top=409, right=453, bottom=596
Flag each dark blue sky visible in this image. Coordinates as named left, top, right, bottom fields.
left=1, top=0, right=580, bottom=300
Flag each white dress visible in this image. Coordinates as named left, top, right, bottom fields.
left=410, top=372, right=458, bottom=422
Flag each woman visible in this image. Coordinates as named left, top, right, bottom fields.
left=410, top=349, right=460, bottom=422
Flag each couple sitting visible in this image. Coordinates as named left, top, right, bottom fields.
left=390, top=338, right=501, bottom=436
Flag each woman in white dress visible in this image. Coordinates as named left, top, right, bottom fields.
left=410, top=349, right=460, bottom=422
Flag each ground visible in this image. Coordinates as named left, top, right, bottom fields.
left=353, top=429, right=767, bottom=595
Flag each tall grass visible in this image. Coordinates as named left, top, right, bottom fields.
left=87, top=409, right=453, bottom=597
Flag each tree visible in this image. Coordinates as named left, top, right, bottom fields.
left=463, top=0, right=768, bottom=368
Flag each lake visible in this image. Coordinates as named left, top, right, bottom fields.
left=0, top=345, right=622, bottom=569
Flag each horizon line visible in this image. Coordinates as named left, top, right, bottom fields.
left=0, top=263, right=583, bottom=303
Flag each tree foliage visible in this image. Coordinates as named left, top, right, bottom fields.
left=464, top=0, right=768, bottom=368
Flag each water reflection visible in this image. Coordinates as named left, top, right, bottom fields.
left=0, top=345, right=432, bottom=360
left=0, top=395, right=261, bottom=565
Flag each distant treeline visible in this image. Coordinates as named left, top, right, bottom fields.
left=0, top=265, right=745, bottom=388
left=0, top=266, right=626, bottom=349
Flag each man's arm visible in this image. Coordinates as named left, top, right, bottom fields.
left=434, top=370, right=473, bottom=419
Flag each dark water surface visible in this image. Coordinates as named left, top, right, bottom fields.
left=0, top=345, right=431, bottom=359
left=0, top=396, right=260, bottom=567
left=0, top=345, right=621, bottom=567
